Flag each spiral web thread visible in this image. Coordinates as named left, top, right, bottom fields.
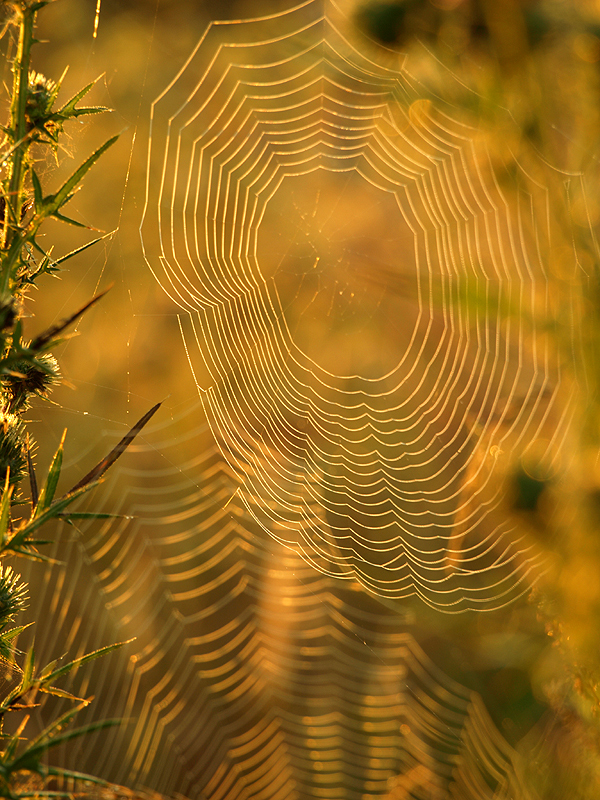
left=140, top=0, right=565, bottom=612
left=24, top=403, right=534, bottom=798
left=19, top=0, right=573, bottom=796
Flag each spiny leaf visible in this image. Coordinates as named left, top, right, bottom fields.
left=34, top=429, right=65, bottom=515
left=2, top=716, right=28, bottom=761
left=26, top=700, right=88, bottom=750
left=42, top=638, right=135, bottom=685
left=51, top=209, right=91, bottom=228
left=30, top=287, right=110, bottom=351
left=57, top=74, right=103, bottom=116
left=31, top=167, right=43, bottom=212
left=39, top=716, right=121, bottom=748
left=43, top=134, right=118, bottom=215
left=0, top=472, right=12, bottom=547
left=22, top=645, right=35, bottom=685
left=66, top=402, right=161, bottom=494
left=9, top=481, right=102, bottom=548
left=49, top=229, right=116, bottom=268
left=38, top=658, right=59, bottom=679
left=6, top=547, right=62, bottom=564
left=62, top=105, right=109, bottom=118
left=14, top=716, right=121, bottom=767
left=38, top=684, right=82, bottom=702
left=0, top=623, right=31, bottom=645
left=47, top=65, right=69, bottom=109
left=0, top=624, right=29, bottom=667
left=10, top=320, right=23, bottom=353
left=44, top=765, right=109, bottom=786
left=26, top=438, right=38, bottom=511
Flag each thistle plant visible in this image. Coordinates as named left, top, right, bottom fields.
left=0, top=1, right=158, bottom=795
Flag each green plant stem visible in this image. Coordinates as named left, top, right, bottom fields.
left=2, top=3, right=35, bottom=293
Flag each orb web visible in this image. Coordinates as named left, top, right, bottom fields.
left=140, top=0, right=564, bottom=612
left=21, top=401, right=535, bottom=798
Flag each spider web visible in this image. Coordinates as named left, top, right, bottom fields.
left=14, top=0, right=580, bottom=797
left=23, top=402, right=536, bottom=798
left=140, top=0, right=565, bottom=612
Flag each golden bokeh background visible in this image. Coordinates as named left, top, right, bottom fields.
left=4, top=1, right=600, bottom=797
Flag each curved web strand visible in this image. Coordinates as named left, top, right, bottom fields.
left=141, top=0, right=564, bottom=611
left=21, top=401, right=535, bottom=798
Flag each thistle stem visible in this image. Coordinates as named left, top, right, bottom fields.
left=1, top=3, right=36, bottom=293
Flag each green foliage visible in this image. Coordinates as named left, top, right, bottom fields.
left=0, top=1, right=159, bottom=796
left=0, top=641, right=130, bottom=797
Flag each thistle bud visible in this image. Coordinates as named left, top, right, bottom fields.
left=3, top=352, right=60, bottom=413
left=25, top=71, right=58, bottom=136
